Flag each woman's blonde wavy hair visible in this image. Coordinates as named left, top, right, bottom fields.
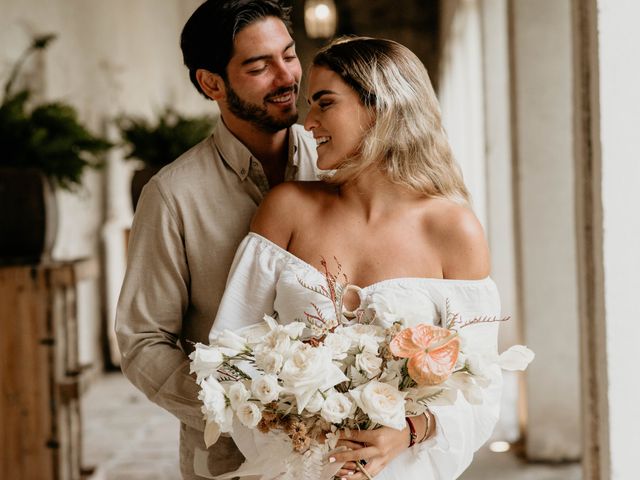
left=312, top=36, right=470, bottom=204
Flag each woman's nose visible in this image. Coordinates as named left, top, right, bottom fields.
left=303, top=110, right=318, bottom=131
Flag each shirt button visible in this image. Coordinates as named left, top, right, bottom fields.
left=240, top=168, right=246, bottom=175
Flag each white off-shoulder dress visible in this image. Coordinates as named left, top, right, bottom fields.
left=209, top=233, right=503, bottom=480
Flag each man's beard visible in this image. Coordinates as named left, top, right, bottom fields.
left=224, top=80, right=299, bottom=133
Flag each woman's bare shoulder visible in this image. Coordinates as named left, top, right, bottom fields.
left=250, top=181, right=335, bottom=248
left=422, top=197, right=490, bottom=279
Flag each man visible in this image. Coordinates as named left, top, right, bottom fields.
left=115, top=1, right=317, bottom=478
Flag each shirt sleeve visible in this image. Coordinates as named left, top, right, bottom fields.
left=410, top=285, right=503, bottom=479
left=210, top=234, right=288, bottom=341
left=115, top=179, right=204, bottom=431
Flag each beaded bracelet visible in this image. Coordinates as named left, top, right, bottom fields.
left=405, top=416, right=418, bottom=447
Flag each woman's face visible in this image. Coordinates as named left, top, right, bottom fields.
left=304, top=66, right=373, bottom=170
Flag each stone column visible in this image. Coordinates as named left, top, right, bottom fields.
left=509, top=0, right=581, bottom=461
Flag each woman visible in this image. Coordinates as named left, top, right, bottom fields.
left=210, top=37, right=502, bottom=480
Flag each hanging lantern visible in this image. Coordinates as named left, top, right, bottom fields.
left=304, top=0, right=338, bottom=39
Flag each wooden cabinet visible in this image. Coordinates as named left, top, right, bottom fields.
left=1, top=260, right=97, bottom=480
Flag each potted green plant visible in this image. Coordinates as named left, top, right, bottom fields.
left=0, top=34, right=111, bottom=264
left=117, top=108, right=216, bottom=210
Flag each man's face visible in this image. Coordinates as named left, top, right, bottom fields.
left=222, top=17, right=302, bottom=132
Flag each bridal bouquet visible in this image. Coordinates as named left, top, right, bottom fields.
left=190, top=283, right=534, bottom=479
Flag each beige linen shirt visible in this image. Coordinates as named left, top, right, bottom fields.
left=115, top=120, right=318, bottom=479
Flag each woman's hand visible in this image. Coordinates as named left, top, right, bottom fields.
left=329, top=425, right=411, bottom=479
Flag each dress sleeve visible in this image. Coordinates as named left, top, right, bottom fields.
left=115, top=179, right=204, bottom=431
left=210, top=234, right=289, bottom=341
left=409, top=283, right=503, bottom=480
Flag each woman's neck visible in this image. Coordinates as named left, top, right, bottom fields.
left=338, top=168, right=424, bottom=222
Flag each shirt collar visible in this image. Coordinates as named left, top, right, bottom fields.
left=212, top=119, right=300, bottom=180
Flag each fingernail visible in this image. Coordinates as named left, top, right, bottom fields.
left=348, top=472, right=354, bottom=476
left=329, top=457, right=336, bottom=463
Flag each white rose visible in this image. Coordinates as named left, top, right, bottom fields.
left=236, top=402, right=263, bottom=428
left=255, top=350, right=284, bottom=375
left=280, top=344, right=348, bottom=413
left=350, top=380, right=406, bottom=430
left=321, top=391, right=354, bottom=424
left=355, top=351, right=383, bottom=378
left=228, top=382, right=250, bottom=410
left=189, top=344, right=224, bottom=384
left=254, top=330, right=292, bottom=359
left=198, top=377, right=233, bottom=432
left=305, top=391, right=325, bottom=413
left=251, top=375, right=282, bottom=404
left=323, top=332, right=352, bottom=360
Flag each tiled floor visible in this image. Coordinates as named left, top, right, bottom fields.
left=82, top=372, right=581, bottom=480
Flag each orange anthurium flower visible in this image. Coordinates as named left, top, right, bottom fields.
left=390, top=324, right=460, bottom=385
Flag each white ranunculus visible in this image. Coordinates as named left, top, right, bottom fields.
left=236, top=402, right=263, bottom=428
left=321, top=391, right=354, bottom=424
left=498, top=345, right=535, bottom=371
left=251, top=375, right=282, bottom=404
left=305, top=391, right=325, bottom=413
left=349, top=380, right=406, bottom=430
left=355, top=350, right=383, bottom=378
left=280, top=344, right=348, bottom=413
left=189, top=344, right=224, bottom=384
left=323, top=332, right=352, bottom=360
left=198, top=377, right=233, bottom=433
left=255, top=350, right=284, bottom=375
left=227, top=382, right=250, bottom=410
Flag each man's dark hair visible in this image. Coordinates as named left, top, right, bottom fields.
left=181, top=0, right=293, bottom=98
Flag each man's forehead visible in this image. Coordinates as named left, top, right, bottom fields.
left=230, top=17, right=293, bottom=61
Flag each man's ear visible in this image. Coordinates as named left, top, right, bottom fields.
left=196, top=69, right=225, bottom=101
